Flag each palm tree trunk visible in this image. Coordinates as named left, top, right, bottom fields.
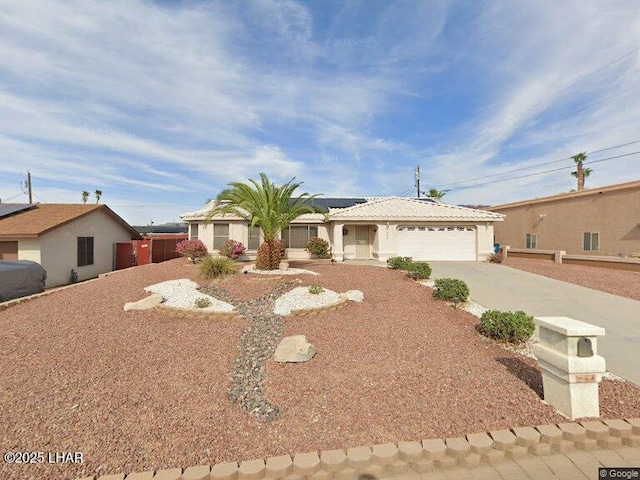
left=577, top=162, right=584, bottom=191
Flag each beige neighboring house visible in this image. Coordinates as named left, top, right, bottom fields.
left=0, top=203, right=141, bottom=288
left=491, top=180, right=640, bottom=257
left=180, top=197, right=504, bottom=262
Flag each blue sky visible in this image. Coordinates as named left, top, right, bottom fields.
left=1, top=0, right=639, bottom=225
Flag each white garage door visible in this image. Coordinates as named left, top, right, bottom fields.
left=396, top=226, right=476, bottom=261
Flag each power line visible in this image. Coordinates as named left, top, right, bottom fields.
left=2, top=192, right=27, bottom=201
left=449, top=150, right=640, bottom=192
left=437, top=139, right=640, bottom=189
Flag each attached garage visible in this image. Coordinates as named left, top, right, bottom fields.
left=396, top=226, right=476, bottom=261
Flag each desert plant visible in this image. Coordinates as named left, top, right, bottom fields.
left=488, top=252, right=503, bottom=263
left=433, top=278, right=470, bottom=302
left=176, top=239, right=209, bottom=262
left=308, top=284, right=324, bottom=294
left=194, top=297, right=212, bottom=308
left=480, top=310, right=535, bottom=344
left=387, top=256, right=413, bottom=270
left=207, top=173, right=321, bottom=270
left=198, top=255, right=238, bottom=280
left=570, top=152, right=593, bottom=191
left=219, top=239, right=246, bottom=260
left=405, top=262, right=432, bottom=279
left=305, top=236, right=331, bottom=258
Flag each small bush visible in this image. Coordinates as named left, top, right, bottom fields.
left=305, top=236, right=331, bottom=258
left=218, top=239, right=246, bottom=260
left=433, top=278, right=470, bottom=302
left=480, top=310, right=535, bottom=344
left=176, top=239, right=208, bottom=261
left=308, top=284, right=324, bottom=294
left=198, top=255, right=238, bottom=279
left=387, top=256, right=412, bottom=270
left=194, top=297, right=212, bottom=308
left=405, top=261, right=432, bottom=279
left=488, top=252, right=504, bottom=263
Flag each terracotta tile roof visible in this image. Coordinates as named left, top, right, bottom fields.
left=0, top=204, right=141, bottom=239
left=329, top=197, right=504, bottom=221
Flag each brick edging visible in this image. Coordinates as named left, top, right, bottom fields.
left=75, top=418, right=640, bottom=480
left=288, top=297, right=350, bottom=317
left=154, top=304, right=243, bottom=321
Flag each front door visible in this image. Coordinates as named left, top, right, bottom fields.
left=355, top=226, right=370, bottom=259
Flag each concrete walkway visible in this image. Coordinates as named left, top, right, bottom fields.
left=428, top=262, right=640, bottom=386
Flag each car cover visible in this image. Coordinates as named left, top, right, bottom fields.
left=0, top=260, right=47, bottom=302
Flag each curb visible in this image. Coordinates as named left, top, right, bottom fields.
left=74, top=418, right=640, bottom=480
left=288, top=297, right=350, bottom=317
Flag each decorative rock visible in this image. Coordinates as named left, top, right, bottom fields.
left=274, top=335, right=317, bottom=363
left=183, top=465, right=211, bottom=480
left=293, top=452, right=320, bottom=476
left=320, top=449, right=346, bottom=472
left=342, top=290, right=364, bottom=302
left=279, top=261, right=289, bottom=271
left=346, top=446, right=372, bottom=469
left=265, top=455, right=293, bottom=478
left=238, top=459, right=265, bottom=480
left=372, top=443, right=398, bottom=464
left=397, top=441, right=423, bottom=462
left=124, top=293, right=163, bottom=311
left=211, top=462, right=239, bottom=480
left=153, top=468, right=183, bottom=480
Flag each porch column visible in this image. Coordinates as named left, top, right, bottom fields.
left=332, top=223, right=344, bottom=262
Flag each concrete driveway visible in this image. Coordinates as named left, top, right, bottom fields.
left=429, top=262, right=640, bottom=385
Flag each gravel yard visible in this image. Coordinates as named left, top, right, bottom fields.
left=1, top=258, right=640, bottom=480
left=503, top=257, right=640, bottom=301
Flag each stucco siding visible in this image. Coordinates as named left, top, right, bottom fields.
left=15, top=239, right=42, bottom=263
left=493, top=187, right=640, bottom=256
left=38, top=210, right=133, bottom=287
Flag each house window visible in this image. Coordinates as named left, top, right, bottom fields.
left=213, top=224, right=229, bottom=249
left=77, top=237, right=94, bottom=267
left=189, top=223, right=199, bottom=240
left=281, top=225, right=318, bottom=248
left=583, top=232, right=599, bottom=251
left=248, top=226, right=261, bottom=250
left=525, top=233, right=537, bottom=249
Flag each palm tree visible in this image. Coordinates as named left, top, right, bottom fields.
left=427, top=188, right=447, bottom=200
left=81, top=191, right=90, bottom=204
left=207, top=173, right=321, bottom=270
left=95, top=190, right=103, bottom=203
left=570, top=152, right=593, bottom=191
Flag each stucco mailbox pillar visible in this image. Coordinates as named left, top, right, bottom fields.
left=532, top=316, right=606, bottom=420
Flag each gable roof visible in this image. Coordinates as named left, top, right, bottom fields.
left=329, top=197, right=504, bottom=221
left=490, top=179, right=640, bottom=211
left=0, top=204, right=141, bottom=239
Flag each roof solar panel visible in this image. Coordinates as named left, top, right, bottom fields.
left=0, top=203, right=37, bottom=219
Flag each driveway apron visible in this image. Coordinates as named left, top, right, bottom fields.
left=429, top=262, right=640, bottom=385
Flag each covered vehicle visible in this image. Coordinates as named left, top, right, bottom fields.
left=0, top=260, right=47, bottom=302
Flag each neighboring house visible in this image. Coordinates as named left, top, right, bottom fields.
left=0, top=203, right=141, bottom=288
left=180, top=197, right=503, bottom=262
left=491, top=180, right=640, bottom=257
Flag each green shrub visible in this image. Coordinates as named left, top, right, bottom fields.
left=405, top=261, right=431, bottom=279
left=305, top=236, right=331, bottom=258
left=308, top=284, right=324, bottom=294
left=194, top=297, right=212, bottom=308
left=387, top=256, right=412, bottom=270
left=198, top=255, right=238, bottom=280
left=480, top=310, right=535, bottom=344
left=433, top=278, right=470, bottom=302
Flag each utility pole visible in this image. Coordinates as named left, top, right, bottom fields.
left=415, top=165, right=421, bottom=198
left=21, top=171, right=33, bottom=203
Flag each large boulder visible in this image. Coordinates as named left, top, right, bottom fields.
left=124, top=293, right=163, bottom=311
left=274, top=335, right=316, bottom=363
left=341, top=290, right=364, bottom=302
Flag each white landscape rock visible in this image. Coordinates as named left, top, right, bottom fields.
left=274, top=335, right=317, bottom=363
left=242, top=264, right=319, bottom=276
left=341, top=290, right=364, bottom=302
left=273, top=287, right=342, bottom=315
left=144, top=279, right=235, bottom=312
left=124, top=293, right=164, bottom=311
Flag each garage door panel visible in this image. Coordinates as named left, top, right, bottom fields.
left=396, top=226, right=476, bottom=261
